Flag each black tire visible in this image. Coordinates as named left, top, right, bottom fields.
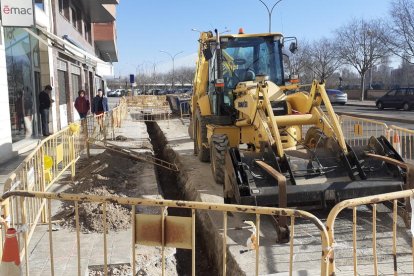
left=210, top=134, right=228, bottom=184
left=304, top=127, right=327, bottom=149
left=188, top=118, right=194, bottom=139
left=377, top=101, right=384, bottom=110
left=194, top=109, right=210, bottom=162
left=223, top=170, right=236, bottom=204
left=403, top=102, right=410, bottom=111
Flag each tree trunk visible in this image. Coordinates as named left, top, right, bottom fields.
left=360, top=73, right=366, bottom=101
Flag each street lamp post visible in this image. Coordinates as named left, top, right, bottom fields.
left=257, top=0, right=283, bottom=33
left=159, top=50, right=183, bottom=90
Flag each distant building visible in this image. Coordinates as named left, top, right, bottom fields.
left=0, top=0, right=118, bottom=164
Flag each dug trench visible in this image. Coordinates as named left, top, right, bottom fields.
left=145, top=121, right=218, bottom=275
left=145, top=121, right=244, bottom=276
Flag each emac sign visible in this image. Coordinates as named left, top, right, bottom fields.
left=1, top=0, right=35, bottom=27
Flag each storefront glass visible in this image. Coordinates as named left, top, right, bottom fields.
left=5, top=27, right=40, bottom=142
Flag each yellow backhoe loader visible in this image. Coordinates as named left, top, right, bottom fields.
left=189, top=30, right=405, bottom=242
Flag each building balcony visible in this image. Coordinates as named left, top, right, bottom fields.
left=94, top=22, right=118, bottom=62
left=79, top=0, right=118, bottom=23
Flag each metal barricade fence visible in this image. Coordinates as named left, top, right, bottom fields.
left=0, top=191, right=330, bottom=276
left=339, top=115, right=390, bottom=147
left=389, top=125, right=414, bottom=164
left=325, top=187, right=414, bottom=275
left=338, top=115, right=414, bottom=164
left=0, top=101, right=128, bottom=260
left=127, top=95, right=171, bottom=122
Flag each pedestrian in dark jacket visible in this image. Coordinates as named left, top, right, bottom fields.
left=91, top=89, right=109, bottom=115
left=74, top=89, right=90, bottom=119
left=39, top=85, right=54, bottom=136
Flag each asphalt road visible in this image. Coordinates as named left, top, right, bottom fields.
left=332, top=103, right=414, bottom=129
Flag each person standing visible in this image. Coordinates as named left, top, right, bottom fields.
left=39, top=85, right=54, bottom=137
left=91, top=89, right=108, bottom=115
left=14, top=91, right=24, bottom=133
left=74, top=89, right=90, bottom=119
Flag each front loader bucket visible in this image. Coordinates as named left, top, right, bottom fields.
left=226, top=136, right=405, bottom=208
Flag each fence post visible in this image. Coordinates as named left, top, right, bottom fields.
left=103, top=113, right=107, bottom=144
left=83, top=119, right=90, bottom=158
left=70, top=135, right=76, bottom=180
left=40, top=148, right=48, bottom=223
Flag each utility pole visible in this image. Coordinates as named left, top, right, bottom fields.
left=159, top=50, right=183, bottom=90
left=257, top=0, right=283, bottom=33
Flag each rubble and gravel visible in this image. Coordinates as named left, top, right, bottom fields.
left=53, top=150, right=152, bottom=233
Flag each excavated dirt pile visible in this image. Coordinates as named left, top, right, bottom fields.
left=53, top=150, right=150, bottom=233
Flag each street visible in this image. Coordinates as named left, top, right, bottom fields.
left=332, top=103, right=414, bottom=129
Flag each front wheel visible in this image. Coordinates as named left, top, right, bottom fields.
left=377, top=101, right=384, bottom=110
left=403, top=102, right=410, bottom=111
left=194, top=109, right=210, bottom=162
left=188, top=118, right=194, bottom=139
left=210, top=134, right=228, bottom=184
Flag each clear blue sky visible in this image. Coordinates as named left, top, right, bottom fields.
left=115, top=0, right=392, bottom=76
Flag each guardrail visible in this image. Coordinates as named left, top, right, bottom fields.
left=0, top=99, right=128, bottom=260
left=0, top=191, right=330, bottom=276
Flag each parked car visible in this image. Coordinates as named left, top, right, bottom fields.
left=107, top=90, right=117, bottom=97
left=376, top=88, right=414, bottom=111
left=114, top=89, right=126, bottom=97
left=326, top=89, right=347, bottom=105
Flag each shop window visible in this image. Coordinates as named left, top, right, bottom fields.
left=4, top=27, right=38, bottom=142
left=71, top=65, right=81, bottom=99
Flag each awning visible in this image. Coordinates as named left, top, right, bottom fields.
left=25, top=26, right=114, bottom=76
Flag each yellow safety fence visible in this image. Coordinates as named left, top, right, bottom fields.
left=0, top=190, right=330, bottom=276
left=0, top=99, right=128, bottom=260
left=2, top=100, right=414, bottom=275
left=126, top=95, right=171, bottom=122
left=340, top=114, right=414, bottom=164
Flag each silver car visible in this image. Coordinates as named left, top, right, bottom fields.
left=326, top=89, right=347, bottom=105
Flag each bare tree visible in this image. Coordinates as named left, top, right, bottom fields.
left=287, top=39, right=313, bottom=83
left=335, top=19, right=389, bottom=100
left=175, top=67, right=195, bottom=87
left=385, top=0, right=414, bottom=64
left=307, top=37, right=341, bottom=81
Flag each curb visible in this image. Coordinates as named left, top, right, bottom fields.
left=337, top=111, right=414, bottom=125
left=344, top=103, right=375, bottom=108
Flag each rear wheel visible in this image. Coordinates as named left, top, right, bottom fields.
left=194, top=109, right=210, bottom=162
left=188, top=118, right=194, bottom=139
left=403, top=102, right=410, bottom=111
left=377, top=101, right=384, bottom=110
left=210, top=134, right=228, bottom=184
left=304, top=127, right=327, bottom=149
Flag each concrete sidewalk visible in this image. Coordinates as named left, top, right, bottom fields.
left=346, top=99, right=376, bottom=107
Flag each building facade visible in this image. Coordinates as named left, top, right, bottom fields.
left=0, top=0, right=118, bottom=164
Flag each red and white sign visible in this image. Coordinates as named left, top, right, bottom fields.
left=1, top=0, right=35, bottom=27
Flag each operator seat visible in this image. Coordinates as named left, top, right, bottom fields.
left=234, top=69, right=255, bottom=82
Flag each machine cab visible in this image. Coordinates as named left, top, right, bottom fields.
left=206, top=33, right=286, bottom=116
